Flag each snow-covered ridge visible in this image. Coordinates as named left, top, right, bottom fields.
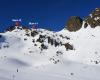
left=1, top=25, right=100, bottom=65
left=0, top=26, right=73, bottom=66
left=1, top=25, right=100, bottom=80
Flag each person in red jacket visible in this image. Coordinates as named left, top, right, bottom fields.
left=12, top=19, right=21, bottom=26
left=32, top=25, right=36, bottom=29
left=15, top=21, right=20, bottom=26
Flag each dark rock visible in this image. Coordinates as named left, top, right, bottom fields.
left=32, top=39, right=35, bottom=43
left=66, top=16, right=83, bottom=32
left=47, top=36, right=61, bottom=47
left=0, top=47, right=1, bottom=49
left=37, top=35, right=46, bottom=43
left=22, top=26, right=29, bottom=30
left=85, top=8, right=100, bottom=28
left=84, top=22, right=88, bottom=28
left=47, top=36, right=51, bottom=44
left=59, top=35, right=70, bottom=40
left=64, top=43, right=74, bottom=50
left=47, top=37, right=54, bottom=45
left=24, top=38, right=27, bottom=41
left=56, top=51, right=63, bottom=56
left=49, top=58, right=60, bottom=64
left=0, top=35, right=2, bottom=38
left=3, top=45, right=9, bottom=48
left=54, top=40, right=60, bottom=47
left=34, top=44, right=37, bottom=46
left=26, top=33, right=30, bottom=36
left=31, top=31, right=38, bottom=37
left=6, top=26, right=15, bottom=31
left=41, top=44, right=48, bottom=51
left=70, top=73, right=74, bottom=76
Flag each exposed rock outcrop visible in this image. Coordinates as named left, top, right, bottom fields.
left=84, top=8, right=100, bottom=28
left=64, top=43, right=74, bottom=51
left=66, top=16, right=83, bottom=32
left=6, top=26, right=15, bottom=31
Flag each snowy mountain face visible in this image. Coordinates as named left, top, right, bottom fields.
left=0, top=26, right=74, bottom=66
left=0, top=8, right=100, bottom=80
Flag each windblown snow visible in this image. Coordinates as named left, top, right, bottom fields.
left=0, top=23, right=100, bottom=80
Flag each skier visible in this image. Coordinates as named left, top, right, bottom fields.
left=17, top=68, right=18, bottom=72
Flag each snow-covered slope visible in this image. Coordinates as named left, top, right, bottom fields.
left=0, top=24, right=100, bottom=80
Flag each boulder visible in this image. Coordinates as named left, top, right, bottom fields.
left=64, top=43, right=74, bottom=51
left=66, top=16, right=83, bottom=32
